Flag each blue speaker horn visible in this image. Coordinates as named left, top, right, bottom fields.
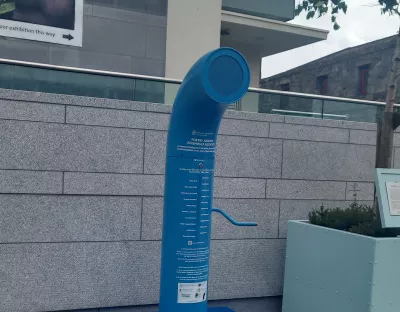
left=159, top=48, right=256, bottom=312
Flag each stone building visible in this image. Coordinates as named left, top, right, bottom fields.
left=260, top=35, right=398, bottom=103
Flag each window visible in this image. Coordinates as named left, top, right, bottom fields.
left=317, top=75, right=328, bottom=95
left=358, top=65, right=369, bottom=96
left=279, top=83, right=290, bottom=109
left=280, top=83, right=290, bottom=91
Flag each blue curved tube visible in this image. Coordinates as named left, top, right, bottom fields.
left=212, top=208, right=257, bottom=227
left=159, top=48, right=250, bottom=312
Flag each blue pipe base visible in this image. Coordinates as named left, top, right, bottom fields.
left=156, top=308, right=234, bottom=312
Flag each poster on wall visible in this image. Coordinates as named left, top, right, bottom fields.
left=0, top=0, right=83, bottom=47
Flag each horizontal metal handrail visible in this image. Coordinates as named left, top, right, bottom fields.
left=0, top=58, right=182, bottom=84
left=271, top=109, right=348, bottom=119
left=249, top=87, right=393, bottom=106
left=0, top=57, right=398, bottom=107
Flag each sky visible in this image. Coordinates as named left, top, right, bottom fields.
left=261, top=0, right=400, bottom=78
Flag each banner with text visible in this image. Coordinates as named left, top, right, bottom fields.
left=0, top=0, right=83, bottom=47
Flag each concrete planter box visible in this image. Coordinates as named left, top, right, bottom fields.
left=282, top=221, right=400, bottom=312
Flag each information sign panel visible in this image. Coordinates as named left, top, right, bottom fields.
left=375, top=169, right=400, bottom=228
left=0, top=0, right=83, bottom=47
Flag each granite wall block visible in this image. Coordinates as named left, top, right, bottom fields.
left=219, top=118, right=270, bottom=137
left=223, top=110, right=284, bottom=123
left=394, top=148, right=400, bottom=168
left=284, top=116, right=377, bottom=131
left=350, top=129, right=376, bottom=145
left=266, top=179, right=346, bottom=200
left=270, top=123, right=349, bottom=143
left=345, top=182, right=374, bottom=201
left=0, top=100, right=65, bottom=123
left=214, top=177, right=266, bottom=199
left=0, top=241, right=161, bottom=312
left=66, top=106, right=170, bottom=130
left=209, top=239, right=286, bottom=299
left=141, top=197, right=163, bottom=241
left=64, top=173, right=164, bottom=196
left=0, top=120, right=144, bottom=173
left=0, top=88, right=147, bottom=111
left=144, top=130, right=166, bottom=175
left=215, top=136, right=282, bottom=178
left=0, top=195, right=142, bottom=243
left=0, top=170, right=62, bottom=194
left=282, top=140, right=375, bottom=181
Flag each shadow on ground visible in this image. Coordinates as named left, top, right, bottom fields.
left=61, top=296, right=283, bottom=312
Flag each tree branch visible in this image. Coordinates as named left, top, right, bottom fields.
left=295, top=0, right=400, bottom=30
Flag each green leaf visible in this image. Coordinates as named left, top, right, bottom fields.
left=343, top=3, right=348, bottom=14
left=306, top=10, right=316, bottom=19
left=294, top=5, right=303, bottom=16
left=302, top=0, right=308, bottom=9
left=332, top=6, right=339, bottom=14
left=338, top=1, right=348, bottom=13
left=308, top=202, right=400, bottom=238
left=333, top=22, right=340, bottom=30
left=317, top=6, right=328, bottom=18
left=331, top=15, right=337, bottom=22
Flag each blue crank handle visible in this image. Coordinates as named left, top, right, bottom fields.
left=212, top=208, right=258, bottom=227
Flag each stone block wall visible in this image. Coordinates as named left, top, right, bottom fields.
left=0, top=88, right=392, bottom=311
left=261, top=35, right=397, bottom=102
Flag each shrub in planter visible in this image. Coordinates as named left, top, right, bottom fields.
left=282, top=202, right=400, bottom=312
left=309, top=203, right=400, bottom=237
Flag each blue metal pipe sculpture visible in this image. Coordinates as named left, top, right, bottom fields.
left=211, top=208, right=257, bottom=227
left=159, top=48, right=256, bottom=312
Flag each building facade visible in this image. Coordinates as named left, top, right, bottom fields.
left=261, top=35, right=398, bottom=101
left=0, top=0, right=328, bottom=87
left=0, top=0, right=169, bottom=77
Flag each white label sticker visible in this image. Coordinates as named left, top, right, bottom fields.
left=386, top=182, right=400, bottom=216
left=177, top=281, right=207, bottom=304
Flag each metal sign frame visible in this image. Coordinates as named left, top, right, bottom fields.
left=375, top=168, right=400, bottom=228
left=0, top=0, right=83, bottom=46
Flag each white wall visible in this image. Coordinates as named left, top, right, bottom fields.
left=221, top=41, right=262, bottom=87
left=165, top=0, right=222, bottom=79
left=243, top=46, right=262, bottom=88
